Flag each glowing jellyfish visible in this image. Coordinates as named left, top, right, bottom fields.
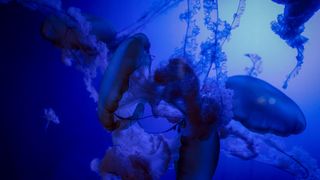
left=98, top=33, right=150, bottom=131
left=226, top=75, right=306, bottom=136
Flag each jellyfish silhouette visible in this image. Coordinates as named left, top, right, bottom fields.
left=271, top=0, right=320, bottom=88
left=154, top=58, right=220, bottom=179
left=98, top=33, right=150, bottom=131
left=154, top=58, right=207, bottom=138
left=226, top=75, right=306, bottom=136
left=272, top=0, right=320, bottom=29
left=177, top=130, right=220, bottom=180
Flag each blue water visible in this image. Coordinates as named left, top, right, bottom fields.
left=0, top=0, right=319, bottom=179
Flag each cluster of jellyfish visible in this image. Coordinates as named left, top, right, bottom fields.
left=2, top=0, right=320, bottom=179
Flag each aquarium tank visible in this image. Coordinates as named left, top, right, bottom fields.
left=0, top=0, right=320, bottom=179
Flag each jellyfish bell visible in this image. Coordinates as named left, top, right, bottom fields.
left=154, top=58, right=212, bottom=137
left=226, top=75, right=306, bottom=136
left=98, top=33, right=151, bottom=131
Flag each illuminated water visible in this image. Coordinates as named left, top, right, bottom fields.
left=0, top=0, right=319, bottom=179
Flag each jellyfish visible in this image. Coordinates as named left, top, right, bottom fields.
left=272, top=0, right=320, bottom=29
left=154, top=58, right=206, bottom=138
left=43, top=108, right=60, bottom=131
left=90, top=158, right=101, bottom=174
left=98, top=33, right=151, bottom=131
left=271, top=0, right=320, bottom=88
left=154, top=58, right=221, bottom=179
left=225, top=75, right=306, bottom=136
left=41, top=7, right=112, bottom=102
left=41, top=11, right=116, bottom=55
left=3, top=0, right=318, bottom=179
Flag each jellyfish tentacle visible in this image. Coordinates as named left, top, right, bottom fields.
left=263, top=138, right=309, bottom=178
left=222, top=121, right=316, bottom=179
left=220, top=125, right=258, bottom=160
left=271, top=0, right=320, bottom=88
left=177, top=131, right=220, bottom=180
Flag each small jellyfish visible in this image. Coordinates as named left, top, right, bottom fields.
left=98, top=33, right=150, bottom=131
left=43, top=108, right=60, bottom=131
left=90, top=158, right=101, bottom=174
left=226, top=75, right=306, bottom=136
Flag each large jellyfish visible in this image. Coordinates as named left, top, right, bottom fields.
left=98, top=33, right=151, bottom=131
left=226, top=75, right=306, bottom=136
left=154, top=58, right=220, bottom=179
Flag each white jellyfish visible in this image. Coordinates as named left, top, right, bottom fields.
left=43, top=108, right=60, bottom=131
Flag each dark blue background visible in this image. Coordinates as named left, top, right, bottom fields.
left=0, top=1, right=319, bottom=179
